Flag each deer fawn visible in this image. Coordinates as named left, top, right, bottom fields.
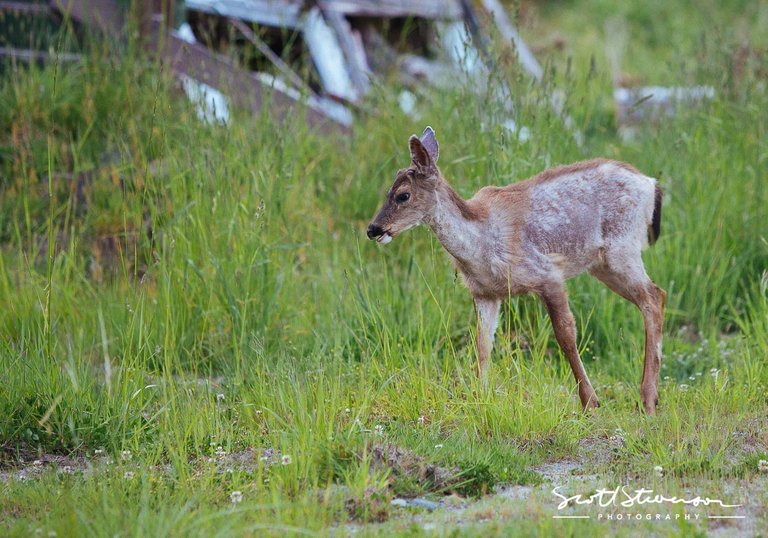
left=367, top=127, right=665, bottom=413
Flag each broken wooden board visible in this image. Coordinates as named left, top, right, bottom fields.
left=155, top=18, right=351, bottom=130
left=320, top=0, right=462, bottom=19
left=302, top=6, right=358, bottom=102
left=185, top=0, right=303, bottom=28
left=321, top=7, right=370, bottom=96
left=47, top=0, right=351, bottom=131
left=186, top=0, right=464, bottom=25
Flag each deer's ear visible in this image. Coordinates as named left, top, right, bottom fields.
left=419, top=126, right=439, bottom=163
left=409, top=135, right=433, bottom=170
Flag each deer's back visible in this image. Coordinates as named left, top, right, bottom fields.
left=467, top=159, right=657, bottom=290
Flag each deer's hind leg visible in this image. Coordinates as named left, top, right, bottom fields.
left=590, top=251, right=666, bottom=414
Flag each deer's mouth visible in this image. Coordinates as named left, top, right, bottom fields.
left=376, top=232, right=393, bottom=244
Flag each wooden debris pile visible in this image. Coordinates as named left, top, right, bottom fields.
left=0, top=0, right=553, bottom=133
left=181, top=0, right=546, bottom=129
left=1, top=0, right=718, bottom=137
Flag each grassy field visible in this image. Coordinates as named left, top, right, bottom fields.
left=1, top=1, right=767, bottom=536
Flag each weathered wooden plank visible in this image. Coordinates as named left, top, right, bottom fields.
left=186, top=0, right=464, bottom=25
left=49, top=0, right=124, bottom=34
left=0, top=46, right=81, bottom=62
left=302, top=6, right=358, bottom=102
left=44, top=0, right=349, bottom=131
left=156, top=21, right=350, bottom=131
left=185, top=0, right=302, bottom=28
left=321, top=8, right=370, bottom=95
left=321, top=0, right=462, bottom=20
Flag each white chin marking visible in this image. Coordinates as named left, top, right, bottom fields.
left=377, top=233, right=393, bottom=245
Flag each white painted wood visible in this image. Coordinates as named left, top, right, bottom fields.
left=302, top=6, right=358, bottom=102
left=185, top=0, right=302, bottom=28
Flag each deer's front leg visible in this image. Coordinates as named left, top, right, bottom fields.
left=474, top=297, right=501, bottom=384
left=539, top=286, right=599, bottom=410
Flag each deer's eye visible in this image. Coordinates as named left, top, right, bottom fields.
left=395, top=192, right=411, bottom=203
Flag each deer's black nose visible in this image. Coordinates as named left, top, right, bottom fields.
left=367, top=224, right=383, bottom=239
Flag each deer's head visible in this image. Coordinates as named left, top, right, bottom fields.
left=367, top=127, right=441, bottom=244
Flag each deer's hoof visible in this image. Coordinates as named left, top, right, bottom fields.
left=642, top=399, right=658, bottom=415
left=641, top=391, right=659, bottom=414
left=581, top=395, right=600, bottom=412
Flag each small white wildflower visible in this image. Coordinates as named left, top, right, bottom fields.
left=418, top=416, right=425, bottom=425
left=663, top=376, right=670, bottom=381
left=259, top=456, right=270, bottom=462
left=124, top=471, right=135, bottom=480
left=216, top=393, right=225, bottom=401
left=230, top=490, right=243, bottom=504
left=345, top=408, right=351, bottom=414
left=689, top=375, right=696, bottom=381
left=281, top=455, right=292, bottom=465
left=654, top=465, right=664, bottom=477
left=254, top=410, right=263, bottom=415
left=33, top=460, right=43, bottom=467
left=263, top=477, right=270, bottom=484
left=374, top=424, right=384, bottom=435
left=434, top=444, right=444, bottom=449
left=215, top=446, right=226, bottom=458
left=121, top=450, right=132, bottom=461
left=94, top=449, right=104, bottom=455
left=679, top=384, right=689, bottom=391
left=758, top=460, right=768, bottom=472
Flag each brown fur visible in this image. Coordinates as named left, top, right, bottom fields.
left=448, top=186, right=487, bottom=221
left=530, top=158, right=642, bottom=185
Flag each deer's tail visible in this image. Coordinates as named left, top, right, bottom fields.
left=648, top=185, right=662, bottom=245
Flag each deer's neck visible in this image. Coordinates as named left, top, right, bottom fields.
left=425, top=180, right=487, bottom=263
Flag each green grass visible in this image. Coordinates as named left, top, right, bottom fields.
left=1, top=2, right=768, bottom=536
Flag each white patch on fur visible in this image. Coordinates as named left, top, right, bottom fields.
left=377, top=233, right=392, bottom=245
